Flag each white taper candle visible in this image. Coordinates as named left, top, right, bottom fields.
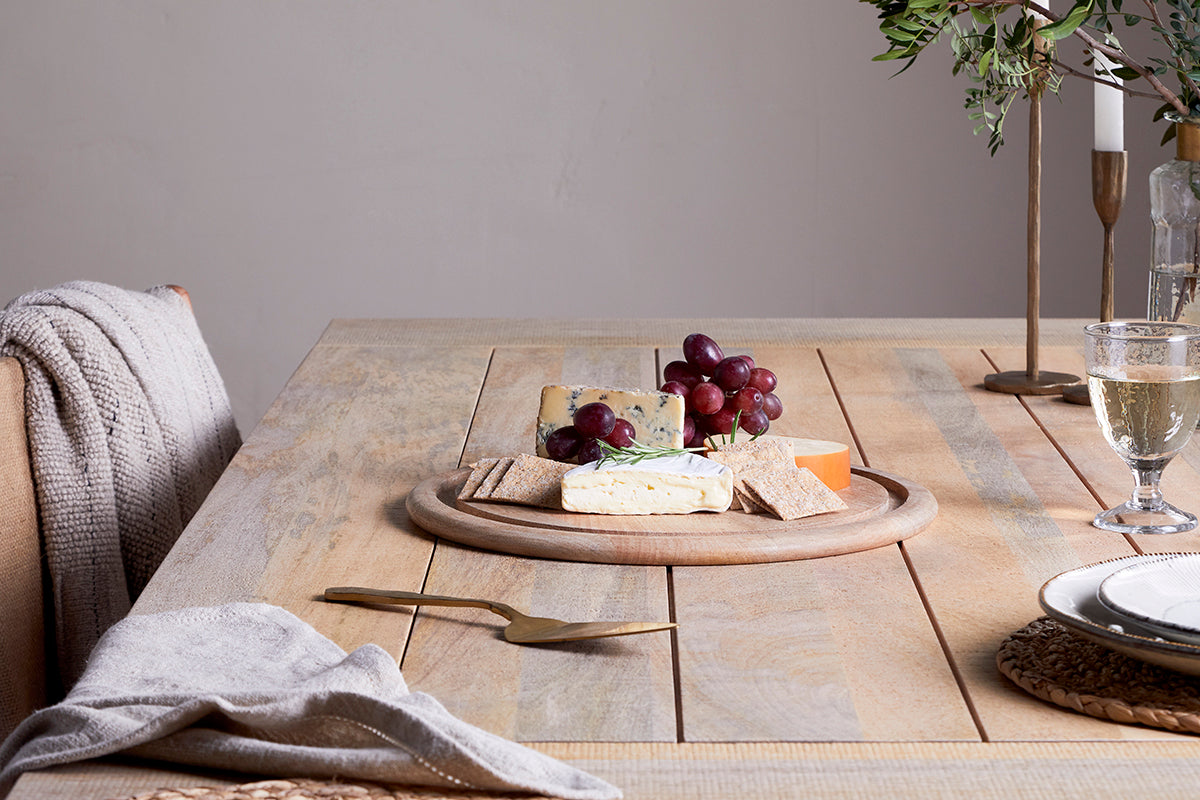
left=1094, top=50, right=1124, bottom=152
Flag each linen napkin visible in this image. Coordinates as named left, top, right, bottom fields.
left=0, top=603, right=620, bottom=799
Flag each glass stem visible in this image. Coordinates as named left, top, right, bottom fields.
left=1130, top=466, right=1166, bottom=511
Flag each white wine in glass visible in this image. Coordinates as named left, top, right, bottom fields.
left=1086, top=322, right=1200, bottom=534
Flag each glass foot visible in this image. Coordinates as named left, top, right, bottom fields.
left=1093, top=501, right=1198, bottom=535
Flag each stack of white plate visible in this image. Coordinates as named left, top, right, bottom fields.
left=1039, top=553, right=1200, bottom=675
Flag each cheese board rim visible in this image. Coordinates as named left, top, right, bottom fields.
left=405, top=464, right=937, bottom=565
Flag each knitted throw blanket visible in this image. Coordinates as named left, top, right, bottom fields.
left=0, top=282, right=241, bottom=690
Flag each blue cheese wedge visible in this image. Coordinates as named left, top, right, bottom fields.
left=561, top=453, right=733, bottom=515
left=535, top=385, right=686, bottom=458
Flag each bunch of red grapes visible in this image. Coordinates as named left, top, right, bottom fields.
left=664, top=333, right=781, bottom=449
left=544, top=402, right=633, bottom=464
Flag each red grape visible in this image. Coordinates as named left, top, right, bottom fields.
left=685, top=417, right=707, bottom=448
left=663, top=360, right=703, bottom=389
left=739, top=409, right=769, bottom=436
left=573, top=402, right=615, bottom=439
left=682, top=415, right=695, bottom=445
left=577, top=438, right=605, bottom=464
left=604, top=418, right=636, bottom=448
left=705, top=407, right=738, bottom=436
left=712, top=357, right=750, bottom=392
left=683, top=333, right=724, bottom=376
left=762, top=392, right=783, bottom=420
left=728, top=386, right=763, bottom=414
left=691, top=381, right=724, bottom=415
left=737, top=354, right=755, bottom=369
left=545, top=426, right=584, bottom=461
left=747, top=367, right=777, bottom=394
left=661, top=380, right=690, bottom=400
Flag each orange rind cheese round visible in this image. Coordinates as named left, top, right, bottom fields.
left=774, top=436, right=852, bottom=491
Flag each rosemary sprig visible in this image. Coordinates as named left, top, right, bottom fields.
left=702, top=409, right=766, bottom=450
left=594, top=438, right=704, bottom=467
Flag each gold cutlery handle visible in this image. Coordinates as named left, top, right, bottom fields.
left=324, top=586, right=518, bottom=621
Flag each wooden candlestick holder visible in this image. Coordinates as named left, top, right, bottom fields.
left=983, top=55, right=1081, bottom=395
left=1094, top=150, right=1129, bottom=321
left=1064, top=149, right=1129, bottom=405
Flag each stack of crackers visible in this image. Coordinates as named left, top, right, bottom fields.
left=457, top=453, right=574, bottom=510
left=705, top=438, right=848, bottom=521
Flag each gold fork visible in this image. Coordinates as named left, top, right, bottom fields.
left=324, top=586, right=676, bottom=644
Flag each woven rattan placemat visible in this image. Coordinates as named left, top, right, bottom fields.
left=112, top=778, right=558, bottom=800
left=997, top=616, right=1200, bottom=734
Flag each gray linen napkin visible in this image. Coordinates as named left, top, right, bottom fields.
left=0, top=603, right=620, bottom=799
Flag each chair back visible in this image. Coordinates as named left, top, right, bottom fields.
left=0, top=356, right=45, bottom=742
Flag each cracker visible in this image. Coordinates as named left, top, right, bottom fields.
left=458, top=458, right=500, bottom=500
left=487, top=453, right=574, bottom=509
left=735, top=487, right=769, bottom=514
left=742, top=467, right=849, bottom=521
left=714, top=456, right=797, bottom=504
left=713, top=437, right=793, bottom=463
left=704, top=446, right=789, bottom=475
left=472, top=457, right=515, bottom=499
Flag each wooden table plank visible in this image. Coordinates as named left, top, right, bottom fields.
left=319, top=318, right=1093, bottom=349
left=400, top=345, right=677, bottom=742
left=672, top=345, right=976, bottom=742
left=819, top=345, right=1182, bottom=741
left=133, top=344, right=491, bottom=657
left=538, top=741, right=1200, bottom=799
left=19, top=740, right=1200, bottom=800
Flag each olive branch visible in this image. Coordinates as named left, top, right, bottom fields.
left=862, top=0, right=1200, bottom=152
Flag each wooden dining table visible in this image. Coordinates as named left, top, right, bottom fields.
left=12, top=318, right=1200, bottom=799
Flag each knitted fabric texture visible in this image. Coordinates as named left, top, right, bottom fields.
left=0, top=282, right=241, bottom=690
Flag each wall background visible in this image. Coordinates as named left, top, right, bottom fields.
left=0, top=2, right=1170, bottom=430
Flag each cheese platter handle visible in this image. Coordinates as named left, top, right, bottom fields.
left=324, top=586, right=521, bottom=620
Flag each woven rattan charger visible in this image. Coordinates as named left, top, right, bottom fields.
left=998, top=617, right=1200, bottom=734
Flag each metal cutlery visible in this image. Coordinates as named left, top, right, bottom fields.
left=324, top=586, right=676, bottom=643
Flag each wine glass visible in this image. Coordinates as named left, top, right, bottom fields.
left=1085, top=321, right=1200, bottom=534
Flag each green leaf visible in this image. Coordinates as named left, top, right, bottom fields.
left=970, top=6, right=993, bottom=25
left=1038, top=1, right=1094, bottom=41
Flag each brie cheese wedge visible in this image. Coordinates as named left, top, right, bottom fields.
left=561, top=453, right=733, bottom=515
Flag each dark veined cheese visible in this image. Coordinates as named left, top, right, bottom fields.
left=535, top=385, right=686, bottom=457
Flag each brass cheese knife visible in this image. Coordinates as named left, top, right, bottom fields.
left=324, top=586, right=677, bottom=644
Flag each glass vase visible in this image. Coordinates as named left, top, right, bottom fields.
left=1149, top=117, right=1200, bottom=324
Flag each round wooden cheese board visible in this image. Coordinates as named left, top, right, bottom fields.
left=405, top=465, right=936, bottom=565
